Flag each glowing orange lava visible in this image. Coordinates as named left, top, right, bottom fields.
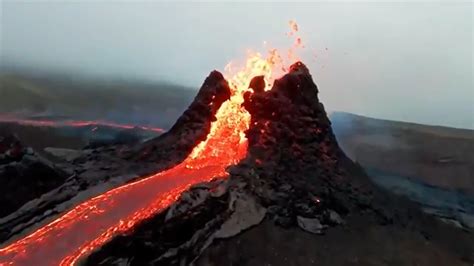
left=0, top=21, right=304, bottom=266
left=0, top=115, right=165, bottom=133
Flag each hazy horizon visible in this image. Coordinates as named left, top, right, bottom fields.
left=1, top=1, right=472, bottom=129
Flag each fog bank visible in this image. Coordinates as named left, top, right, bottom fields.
left=1, top=2, right=472, bottom=129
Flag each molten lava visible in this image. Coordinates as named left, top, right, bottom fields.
left=0, top=21, right=304, bottom=266
left=0, top=115, right=165, bottom=133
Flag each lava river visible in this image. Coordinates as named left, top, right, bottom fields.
left=0, top=21, right=303, bottom=266
left=0, top=115, right=165, bottom=133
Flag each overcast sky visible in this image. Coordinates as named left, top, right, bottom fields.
left=1, top=1, right=472, bottom=129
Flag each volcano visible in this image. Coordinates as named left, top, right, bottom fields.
left=1, top=59, right=471, bottom=266
left=83, top=62, right=473, bottom=265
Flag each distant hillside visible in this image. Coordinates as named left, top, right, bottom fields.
left=331, top=112, right=474, bottom=193
left=0, top=69, right=197, bottom=128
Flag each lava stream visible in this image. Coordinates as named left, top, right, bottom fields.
left=0, top=165, right=220, bottom=265
left=0, top=115, right=165, bottom=133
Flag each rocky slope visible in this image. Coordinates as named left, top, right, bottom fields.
left=331, top=111, right=474, bottom=193
left=132, top=71, right=231, bottom=165
left=330, top=112, right=474, bottom=230
left=0, top=134, right=69, bottom=218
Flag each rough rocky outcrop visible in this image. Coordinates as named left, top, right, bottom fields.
left=0, top=134, right=27, bottom=164
left=238, top=62, right=372, bottom=226
left=0, top=135, right=69, bottom=218
left=133, top=71, right=231, bottom=164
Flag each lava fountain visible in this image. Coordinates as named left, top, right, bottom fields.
left=0, top=21, right=304, bottom=266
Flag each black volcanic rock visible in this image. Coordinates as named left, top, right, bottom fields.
left=84, top=128, right=144, bottom=149
left=240, top=62, right=375, bottom=221
left=133, top=71, right=231, bottom=164
left=85, top=180, right=234, bottom=266
left=0, top=135, right=68, bottom=218
left=0, top=134, right=26, bottom=163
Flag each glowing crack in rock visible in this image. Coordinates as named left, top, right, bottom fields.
left=0, top=21, right=303, bottom=266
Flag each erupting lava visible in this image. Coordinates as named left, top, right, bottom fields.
left=0, top=21, right=304, bottom=266
left=0, top=115, right=165, bottom=133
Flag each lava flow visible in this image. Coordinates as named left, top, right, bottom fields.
left=0, top=115, right=165, bottom=133
left=0, top=21, right=303, bottom=266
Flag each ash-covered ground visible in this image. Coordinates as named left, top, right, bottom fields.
left=0, top=63, right=473, bottom=265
